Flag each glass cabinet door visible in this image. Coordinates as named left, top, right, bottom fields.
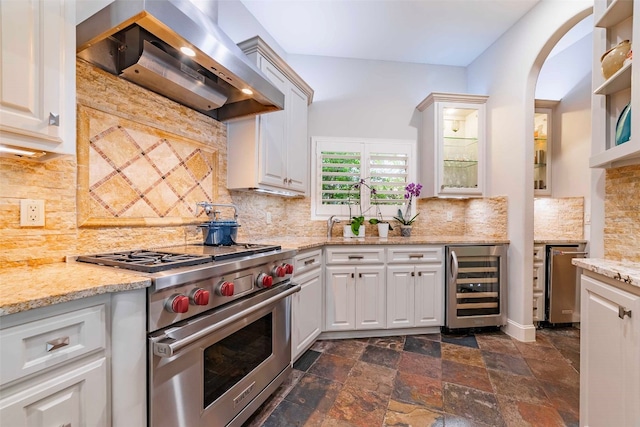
left=534, top=104, right=553, bottom=196
left=438, top=103, right=484, bottom=195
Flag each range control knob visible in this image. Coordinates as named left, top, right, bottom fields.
left=272, top=265, right=286, bottom=278
left=283, top=263, right=294, bottom=275
left=256, top=273, right=274, bottom=288
left=216, top=281, right=235, bottom=297
left=166, top=294, right=189, bottom=314
left=190, top=288, right=210, bottom=306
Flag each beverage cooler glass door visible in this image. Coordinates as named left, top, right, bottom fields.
left=446, top=245, right=507, bottom=329
left=438, top=104, right=483, bottom=194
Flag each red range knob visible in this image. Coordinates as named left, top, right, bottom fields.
left=284, top=263, right=294, bottom=275
left=217, top=281, right=235, bottom=297
left=190, top=288, right=210, bottom=306
left=166, top=294, right=189, bottom=313
left=273, top=265, right=286, bottom=277
left=257, top=273, right=273, bottom=288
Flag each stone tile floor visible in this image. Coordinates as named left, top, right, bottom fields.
left=243, top=327, right=580, bottom=427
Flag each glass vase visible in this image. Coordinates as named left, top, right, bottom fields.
left=400, top=225, right=412, bottom=237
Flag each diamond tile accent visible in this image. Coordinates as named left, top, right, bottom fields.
left=78, top=106, right=218, bottom=226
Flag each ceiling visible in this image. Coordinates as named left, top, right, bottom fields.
left=239, top=0, right=541, bottom=66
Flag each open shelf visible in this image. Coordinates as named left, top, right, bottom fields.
left=595, top=0, right=633, bottom=28
left=594, top=61, right=632, bottom=95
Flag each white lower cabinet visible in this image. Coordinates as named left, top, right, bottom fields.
left=386, top=246, right=444, bottom=328
left=580, top=273, right=640, bottom=427
left=387, top=265, right=442, bottom=328
left=0, top=289, right=147, bottom=427
left=532, top=244, right=545, bottom=322
left=0, top=296, right=109, bottom=427
left=292, top=250, right=323, bottom=361
left=325, top=264, right=386, bottom=331
left=0, top=357, right=107, bottom=427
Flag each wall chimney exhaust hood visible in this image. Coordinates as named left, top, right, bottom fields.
left=76, top=0, right=284, bottom=122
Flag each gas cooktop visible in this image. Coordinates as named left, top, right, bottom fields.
left=76, top=243, right=282, bottom=273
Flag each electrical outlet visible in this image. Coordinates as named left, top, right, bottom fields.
left=20, top=199, right=45, bottom=227
left=266, top=212, right=272, bottom=224
left=446, top=211, right=453, bottom=222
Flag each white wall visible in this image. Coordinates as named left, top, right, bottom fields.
left=467, top=0, right=593, bottom=341
left=287, top=55, right=466, bottom=140
left=552, top=74, right=592, bottom=196
left=217, top=0, right=288, bottom=59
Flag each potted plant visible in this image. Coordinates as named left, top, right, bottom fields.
left=394, top=182, right=422, bottom=236
left=368, top=200, right=393, bottom=238
left=344, top=179, right=366, bottom=237
left=345, top=178, right=378, bottom=237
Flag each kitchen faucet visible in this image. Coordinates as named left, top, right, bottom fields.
left=327, top=215, right=341, bottom=239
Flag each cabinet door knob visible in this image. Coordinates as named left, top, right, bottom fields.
left=618, top=306, right=632, bottom=319
left=411, top=272, right=415, bottom=277
left=48, top=112, right=60, bottom=126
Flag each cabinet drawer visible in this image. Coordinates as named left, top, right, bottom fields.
left=325, top=247, right=385, bottom=264
left=0, top=304, right=106, bottom=385
left=294, top=249, right=322, bottom=276
left=387, top=246, right=443, bottom=263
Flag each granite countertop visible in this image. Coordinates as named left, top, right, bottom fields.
left=534, top=239, right=588, bottom=244
left=572, top=258, right=640, bottom=291
left=256, top=236, right=510, bottom=250
left=0, top=263, right=151, bottom=317
left=0, top=236, right=508, bottom=317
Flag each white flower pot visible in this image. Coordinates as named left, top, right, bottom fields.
left=377, top=223, right=389, bottom=238
left=343, top=225, right=365, bottom=238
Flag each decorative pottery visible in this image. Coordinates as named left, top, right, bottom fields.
left=601, top=40, right=631, bottom=79
left=615, top=102, right=631, bottom=146
left=343, top=225, right=365, bottom=238
left=377, top=223, right=389, bottom=238
left=400, top=225, right=412, bottom=237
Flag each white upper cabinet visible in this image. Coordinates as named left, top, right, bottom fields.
left=0, top=0, right=76, bottom=159
left=534, top=100, right=558, bottom=196
left=591, top=0, right=640, bottom=168
left=417, top=93, right=488, bottom=197
left=227, top=36, right=313, bottom=196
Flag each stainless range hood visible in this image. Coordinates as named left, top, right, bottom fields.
left=76, top=0, right=284, bottom=122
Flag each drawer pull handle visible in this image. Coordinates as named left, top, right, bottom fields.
left=60, top=424, right=71, bottom=427
left=304, top=259, right=316, bottom=265
left=618, top=306, right=632, bottom=319
left=46, top=336, right=70, bottom=352
left=348, top=255, right=364, bottom=260
left=409, top=254, right=424, bottom=258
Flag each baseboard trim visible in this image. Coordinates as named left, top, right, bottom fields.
left=502, top=319, right=536, bottom=342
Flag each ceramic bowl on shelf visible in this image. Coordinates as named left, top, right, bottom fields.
left=601, top=40, right=631, bottom=80
left=615, top=102, right=631, bottom=146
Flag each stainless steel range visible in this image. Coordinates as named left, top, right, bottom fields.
left=78, top=243, right=299, bottom=427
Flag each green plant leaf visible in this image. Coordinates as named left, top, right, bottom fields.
left=351, top=216, right=365, bottom=235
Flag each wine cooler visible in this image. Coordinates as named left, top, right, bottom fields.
left=445, top=245, right=508, bottom=329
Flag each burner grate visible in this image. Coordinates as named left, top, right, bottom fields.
left=77, top=250, right=213, bottom=273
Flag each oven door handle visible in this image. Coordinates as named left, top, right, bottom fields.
left=153, top=284, right=301, bottom=358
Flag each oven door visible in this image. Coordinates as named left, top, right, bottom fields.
left=148, top=283, right=300, bottom=427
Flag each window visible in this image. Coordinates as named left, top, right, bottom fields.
left=311, top=137, right=416, bottom=219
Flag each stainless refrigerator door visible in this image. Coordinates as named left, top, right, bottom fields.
left=547, top=247, right=587, bottom=323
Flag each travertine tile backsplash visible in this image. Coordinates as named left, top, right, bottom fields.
left=605, top=165, right=640, bottom=262
left=533, top=197, right=584, bottom=241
